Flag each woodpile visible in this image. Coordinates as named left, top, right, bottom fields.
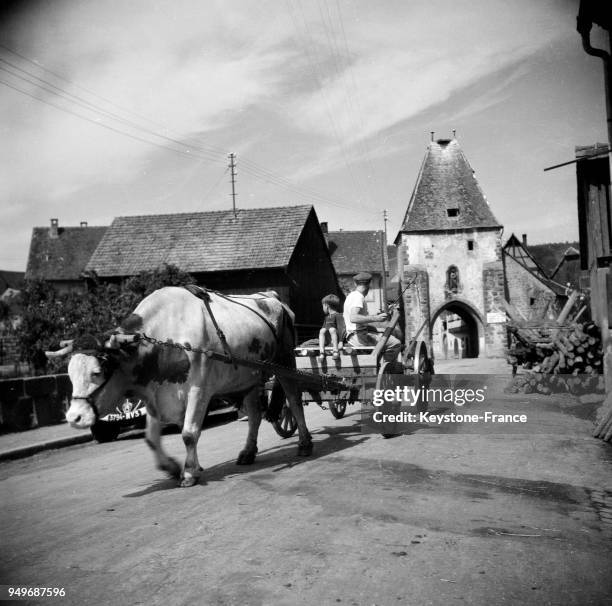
left=507, top=321, right=603, bottom=376
left=508, top=371, right=604, bottom=396
left=503, top=296, right=604, bottom=396
left=593, top=399, right=612, bottom=443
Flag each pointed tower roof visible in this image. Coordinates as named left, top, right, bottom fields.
left=399, top=137, right=501, bottom=234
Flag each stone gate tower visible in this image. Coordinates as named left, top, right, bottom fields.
left=395, top=136, right=506, bottom=359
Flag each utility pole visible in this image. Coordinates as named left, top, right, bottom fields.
left=228, top=153, right=237, bottom=218
left=383, top=209, right=388, bottom=244
left=382, top=209, right=388, bottom=308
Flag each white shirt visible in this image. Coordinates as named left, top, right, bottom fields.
left=343, top=290, right=368, bottom=333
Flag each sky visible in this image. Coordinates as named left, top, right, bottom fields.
left=0, top=0, right=608, bottom=272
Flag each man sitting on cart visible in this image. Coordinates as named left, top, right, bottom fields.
left=343, top=272, right=402, bottom=363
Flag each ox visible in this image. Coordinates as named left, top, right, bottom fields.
left=46, top=286, right=311, bottom=487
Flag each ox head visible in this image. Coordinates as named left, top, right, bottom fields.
left=46, top=333, right=139, bottom=428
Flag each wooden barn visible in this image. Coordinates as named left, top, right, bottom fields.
left=85, top=205, right=341, bottom=339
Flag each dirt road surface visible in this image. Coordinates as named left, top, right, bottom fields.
left=2, top=374, right=612, bottom=605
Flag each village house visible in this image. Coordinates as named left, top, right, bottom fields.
left=502, top=234, right=580, bottom=323
left=25, top=219, right=108, bottom=294
left=325, top=227, right=388, bottom=313
left=85, top=205, right=341, bottom=340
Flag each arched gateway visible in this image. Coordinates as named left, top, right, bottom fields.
left=394, top=136, right=507, bottom=359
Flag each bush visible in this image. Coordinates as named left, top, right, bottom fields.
left=18, top=264, right=194, bottom=372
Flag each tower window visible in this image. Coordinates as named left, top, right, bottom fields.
left=447, top=208, right=459, bottom=217
left=467, top=240, right=474, bottom=251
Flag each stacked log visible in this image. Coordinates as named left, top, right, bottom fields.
left=508, top=369, right=604, bottom=396
left=593, top=401, right=612, bottom=442
left=507, top=321, right=603, bottom=395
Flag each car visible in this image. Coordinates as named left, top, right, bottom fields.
left=89, top=396, right=237, bottom=443
left=90, top=395, right=147, bottom=442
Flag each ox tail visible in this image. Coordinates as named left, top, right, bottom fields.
left=265, top=378, right=285, bottom=423
left=265, top=304, right=298, bottom=424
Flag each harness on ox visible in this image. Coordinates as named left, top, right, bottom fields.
left=182, top=284, right=285, bottom=367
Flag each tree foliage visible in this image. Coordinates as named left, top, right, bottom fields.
left=19, top=264, right=194, bottom=371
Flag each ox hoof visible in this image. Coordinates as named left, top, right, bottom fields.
left=159, top=457, right=181, bottom=479
left=297, top=442, right=313, bottom=457
left=179, top=474, right=199, bottom=488
left=236, top=448, right=257, bottom=465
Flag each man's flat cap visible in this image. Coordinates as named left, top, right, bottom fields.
left=353, top=272, right=372, bottom=283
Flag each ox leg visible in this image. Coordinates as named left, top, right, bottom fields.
left=180, top=385, right=208, bottom=488
left=237, top=386, right=262, bottom=465
left=279, top=379, right=312, bottom=456
left=145, top=409, right=181, bottom=479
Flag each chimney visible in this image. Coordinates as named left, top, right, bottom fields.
left=320, top=221, right=329, bottom=246
left=522, top=234, right=527, bottom=247
left=50, top=218, right=59, bottom=238
left=80, top=221, right=88, bottom=228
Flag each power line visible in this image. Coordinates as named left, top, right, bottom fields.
left=0, top=78, right=205, bottom=160
left=1, top=42, right=380, bottom=215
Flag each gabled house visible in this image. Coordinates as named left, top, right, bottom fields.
left=502, top=234, right=569, bottom=321
left=326, top=229, right=388, bottom=312
left=85, top=205, right=341, bottom=338
left=25, top=219, right=108, bottom=293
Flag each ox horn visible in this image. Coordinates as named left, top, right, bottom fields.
left=105, top=333, right=139, bottom=349
left=44, top=339, right=74, bottom=359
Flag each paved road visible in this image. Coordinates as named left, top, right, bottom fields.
left=1, top=375, right=612, bottom=606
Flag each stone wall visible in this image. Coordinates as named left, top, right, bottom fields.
left=483, top=261, right=507, bottom=357
left=0, top=331, right=21, bottom=366
left=398, top=228, right=506, bottom=358
left=0, top=374, right=70, bottom=432
left=504, top=254, right=559, bottom=320
left=401, top=267, right=430, bottom=348
left=400, top=228, right=501, bottom=320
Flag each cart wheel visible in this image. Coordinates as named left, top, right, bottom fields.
left=272, top=402, right=298, bottom=438
left=329, top=398, right=347, bottom=419
left=376, top=361, right=402, bottom=438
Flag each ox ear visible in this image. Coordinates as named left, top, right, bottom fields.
left=45, top=340, right=74, bottom=359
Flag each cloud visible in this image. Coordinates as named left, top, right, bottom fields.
left=0, top=0, right=296, bottom=208
left=286, top=0, right=573, bottom=145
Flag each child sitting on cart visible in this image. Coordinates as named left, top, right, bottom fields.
left=318, top=294, right=345, bottom=362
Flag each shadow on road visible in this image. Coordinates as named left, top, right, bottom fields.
left=122, top=413, right=370, bottom=497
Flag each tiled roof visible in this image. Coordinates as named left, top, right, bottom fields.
left=503, top=234, right=568, bottom=296
left=26, top=225, right=107, bottom=281
left=86, top=206, right=314, bottom=277
left=0, top=270, right=25, bottom=293
left=527, top=241, right=581, bottom=288
left=527, top=242, right=580, bottom=276
left=327, top=230, right=386, bottom=275
left=400, top=138, right=502, bottom=233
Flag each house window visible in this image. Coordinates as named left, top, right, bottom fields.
left=447, top=208, right=459, bottom=217
left=467, top=240, right=474, bottom=251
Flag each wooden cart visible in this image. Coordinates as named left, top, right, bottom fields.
left=270, top=307, right=433, bottom=438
